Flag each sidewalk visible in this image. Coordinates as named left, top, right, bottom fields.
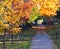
left=30, top=32, right=57, bottom=49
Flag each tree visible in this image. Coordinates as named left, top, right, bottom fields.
left=32, top=0, right=60, bottom=17
left=0, top=0, right=22, bottom=35
left=32, top=0, right=60, bottom=25
left=0, top=0, right=60, bottom=34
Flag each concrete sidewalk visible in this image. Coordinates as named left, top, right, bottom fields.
left=30, top=32, right=57, bottom=49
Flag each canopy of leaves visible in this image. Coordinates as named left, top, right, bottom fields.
left=32, top=0, right=60, bottom=16
left=0, top=0, right=60, bottom=35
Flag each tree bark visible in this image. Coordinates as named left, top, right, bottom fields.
left=3, top=32, right=5, bottom=49
left=12, top=32, right=14, bottom=44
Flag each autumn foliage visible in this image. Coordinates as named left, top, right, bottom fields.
left=0, top=0, right=60, bottom=35
left=32, top=0, right=60, bottom=16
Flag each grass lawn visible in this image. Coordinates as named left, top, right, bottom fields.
left=0, top=29, right=36, bottom=41
left=0, top=29, right=36, bottom=49
left=0, top=41, right=31, bottom=49
left=20, top=29, right=36, bottom=36
left=47, top=23, right=60, bottom=49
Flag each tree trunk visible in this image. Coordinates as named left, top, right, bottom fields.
left=3, top=32, right=5, bottom=49
left=12, top=32, right=14, bottom=44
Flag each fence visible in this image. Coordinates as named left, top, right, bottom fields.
left=0, top=31, right=32, bottom=49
